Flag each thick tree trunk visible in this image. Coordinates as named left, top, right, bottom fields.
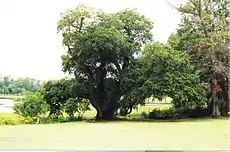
left=211, top=78, right=220, bottom=117
left=87, top=70, right=120, bottom=121
left=95, top=109, right=115, bottom=120
left=226, top=76, right=230, bottom=117
left=211, top=95, right=220, bottom=117
left=220, top=101, right=228, bottom=117
left=221, top=79, right=229, bottom=117
left=91, top=99, right=103, bottom=119
left=214, top=76, right=229, bottom=117
left=101, top=109, right=116, bottom=120
left=94, top=102, right=118, bottom=120
left=95, top=109, right=102, bottom=120
left=90, top=99, right=116, bottom=120
left=91, top=97, right=119, bottom=121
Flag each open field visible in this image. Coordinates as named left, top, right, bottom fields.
left=0, top=119, right=229, bottom=150
left=0, top=98, right=229, bottom=150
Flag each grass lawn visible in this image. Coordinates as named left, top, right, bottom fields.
left=0, top=119, right=229, bottom=150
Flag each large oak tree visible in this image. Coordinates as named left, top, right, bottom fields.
left=58, top=5, right=153, bottom=120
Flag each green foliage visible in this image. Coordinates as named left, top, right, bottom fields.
left=0, top=76, right=43, bottom=95
left=130, top=42, right=207, bottom=110
left=55, top=4, right=220, bottom=119
left=176, top=0, right=229, bottom=50
left=42, top=78, right=90, bottom=118
left=0, top=117, right=23, bottom=125
left=169, top=0, right=230, bottom=117
left=0, top=113, right=83, bottom=125
left=64, top=98, right=90, bottom=118
left=0, top=119, right=16, bottom=125
left=64, top=98, right=78, bottom=118
left=172, top=0, right=229, bottom=76
left=57, top=5, right=154, bottom=119
left=42, top=78, right=75, bottom=117
left=117, top=42, right=206, bottom=115
left=76, top=99, right=91, bottom=117
left=167, top=33, right=182, bottom=51
left=55, top=116, right=84, bottom=123
left=14, top=92, right=48, bottom=123
left=181, top=107, right=211, bottom=118
left=142, top=107, right=182, bottom=120
left=142, top=107, right=210, bottom=120
left=0, top=113, right=36, bottom=125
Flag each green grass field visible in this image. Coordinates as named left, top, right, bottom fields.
left=0, top=119, right=229, bottom=150
left=0, top=101, right=229, bottom=150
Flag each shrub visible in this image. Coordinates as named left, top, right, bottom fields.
left=42, top=79, right=75, bottom=117
left=14, top=91, right=49, bottom=124
left=0, top=118, right=16, bottom=125
left=0, top=115, right=84, bottom=125
left=76, top=99, right=90, bottom=118
left=143, top=107, right=182, bottom=119
left=56, top=116, right=84, bottom=123
left=181, top=107, right=210, bottom=118
left=64, top=98, right=78, bottom=118
left=64, top=98, right=90, bottom=118
left=141, top=107, right=210, bottom=120
left=0, top=114, right=35, bottom=125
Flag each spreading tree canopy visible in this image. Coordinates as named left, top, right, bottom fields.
left=58, top=5, right=153, bottom=120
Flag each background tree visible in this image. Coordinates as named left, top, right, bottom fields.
left=168, top=0, right=230, bottom=117
left=0, top=76, right=43, bottom=95
left=120, top=42, right=206, bottom=114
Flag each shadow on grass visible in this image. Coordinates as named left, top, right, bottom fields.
left=0, top=112, right=228, bottom=125
left=84, top=116, right=229, bottom=123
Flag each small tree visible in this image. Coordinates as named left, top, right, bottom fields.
left=14, top=92, right=48, bottom=124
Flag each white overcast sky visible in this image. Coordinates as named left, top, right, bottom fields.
left=0, top=0, right=186, bottom=80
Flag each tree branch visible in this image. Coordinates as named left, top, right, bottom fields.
left=166, top=0, right=198, bottom=15
left=114, top=62, right=121, bottom=72
left=192, top=0, right=208, bottom=36
left=122, top=56, right=129, bottom=70
left=69, top=17, right=84, bottom=32
left=79, top=17, right=84, bottom=32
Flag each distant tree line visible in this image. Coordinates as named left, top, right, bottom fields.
left=0, top=76, right=43, bottom=95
